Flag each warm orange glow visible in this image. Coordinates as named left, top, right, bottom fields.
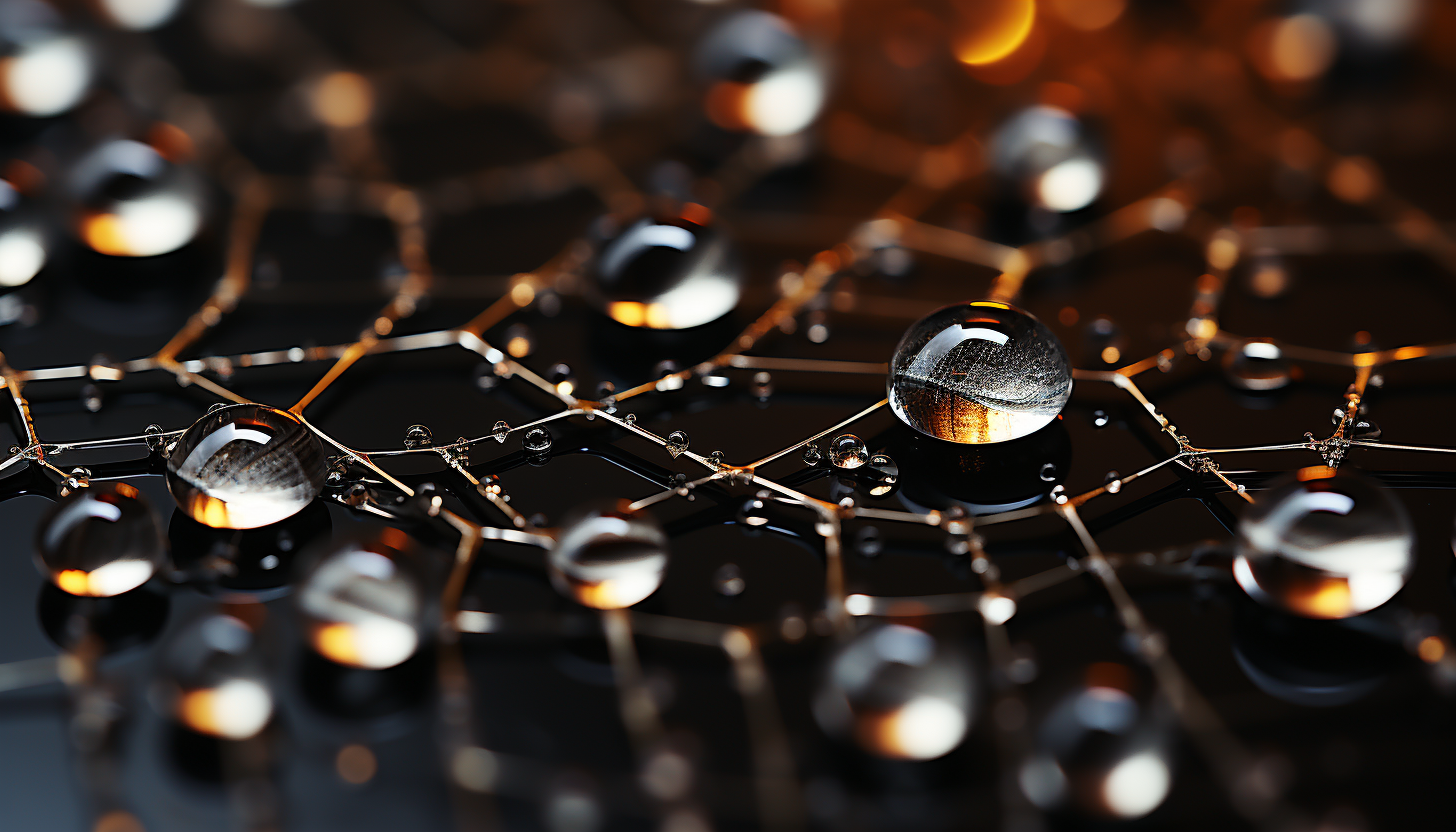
left=1286, top=576, right=1353, bottom=619
left=954, top=0, right=1036, bottom=66
left=1100, top=346, right=1122, bottom=364
left=608, top=300, right=676, bottom=329
left=1328, top=157, right=1381, bottom=204
left=56, top=569, right=91, bottom=596
left=313, top=72, right=373, bottom=128
left=81, top=213, right=132, bottom=256
left=313, top=622, right=361, bottom=666
left=1058, top=306, right=1079, bottom=326
left=705, top=81, right=752, bottom=132
left=337, top=744, right=378, bottom=784
left=1050, top=0, right=1124, bottom=31
left=510, top=281, right=536, bottom=306
left=506, top=336, right=532, bottom=357
left=1419, top=636, right=1447, bottom=663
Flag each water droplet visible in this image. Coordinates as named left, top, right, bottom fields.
left=666, top=430, right=689, bottom=459
left=474, top=363, right=499, bottom=391
left=404, top=424, right=432, bottom=449
left=992, top=106, right=1106, bottom=213
left=492, top=420, right=509, bottom=443
left=1050, top=484, right=1068, bottom=504
left=750, top=371, right=773, bottom=398
left=737, top=497, right=769, bottom=527
left=37, top=482, right=164, bottom=597
left=145, top=423, right=166, bottom=453
left=71, top=139, right=205, bottom=257
left=855, top=526, right=883, bottom=556
left=828, top=434, right=868, bottom=469
left=165, top=404, right=327, bottom=530
left=298, top=533, right=426, bottom=669
left=1092, top=410, right=1110, bottom=428
left=595, top=380, right=617, bottom=404
left=710, top=450, right=725, bottom=467
left=1235, top=467, right=1413, bottom=619
left=162, top=611, right=272, bottom=740
left=549, top=502, right=668, bottom=609
left=624, top=413, right=637, bottom=426
left=523, top=428, right=552, bottom=453
left=1039, top=462, right=1057, bottom=481
left=1223, top=339, right=1292, bottom=391
left=889, top=302, right=1072, bottom=444
left=588, top=209, right=743, bottom=330
left=802, top=444, right=822, bottom=465
left=714, top=563, right=746, bottom=596
left=866, top=454, right=898, bottom=496
left=1105, top=471, right=1123, bottom=494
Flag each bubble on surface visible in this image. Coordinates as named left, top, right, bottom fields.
left=69, top=139, right=205, bottom=257
left=666, top=430, right=689, bottom=458
left=35, top=482, right=164, bottom=597
left=165, top=403, right=328, bottom=530
left=523, top=427, right=553, bottom=453
left=549, top=501, right=669, bottom=609
left=1234, top=467, right=1414, bottom=619
left=991, top=106, right=1106, bottom=212
left=829, top=434, right=868, bottom=470
left=889, top=301, right=1072, bottom=444
left=1223, top=339, right=1293, bottom=391
left=814, top=623, right=974, bottom=760
left=697, top=10, right=828, bottom=137
left=162, top=611, right=273, bottom=740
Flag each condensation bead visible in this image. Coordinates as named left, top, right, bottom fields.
left=696, top=10, right=828, bottom=137
left=586, top=205, right=743, bottom=330
left=0, top=2, right=92, bottom=118
left=991, top=105, right=1106, bottom=213
left=162, top=610, right=273, bottom=740
left=165, top=404, right=328, bottom=530
left=829, top=434, right=868, bottom=469
left=297, top=530, right=428, bottom=670
left=35, top=482, right=164, bottom=597
left=69, top=139, right=206, bottom=257
left=1234, top=467, right=1414, bottom=619
left=1019, top=668, right=1174, bottom=820
left=814, top=623, right=974, bottom=761
left=0, top=179, right=47, bottom=289
left=549, top=501, right=669, bottom=609
left=1222, top=339, right=1292, bottom=391
left=889, top=301, right=1072, bottom=444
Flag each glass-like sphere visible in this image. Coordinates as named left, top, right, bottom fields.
left=165, top=403, right=328, bottom=530
left=990, top=105, right=1106, bottom=213
left=35, top=482, right=164, bottom=598
left=0, top=2, right=92, bottom=117
left=813, top=623, right=974, bottom=761
left=1234, top=467, right=1414, bottom=619
left=0, top=179, right=46, bottom=289
left=1019, top=668, right=1174, bottom=820
left=586, top=205, right=743, bottom=331
left=888, top=301, right=1073, bottom=444
left=297, top=530, right=428, bottom=670
left=548, top=501, right=669, bottom=609
left=696, top=10, right=828, bottom=137
left=69, top=139, right=205, bottom=257
left=162, top=611, right=273, bottom=740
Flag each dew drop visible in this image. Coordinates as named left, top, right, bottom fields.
left=802, top=444, right=822, bottom=466
left=714, top=563, right=746, bottom=597
left=828, top=434, right=868, bottom=470
left=523, top=428, right=552, bottom=453
left=492, top=421, right=509, bottom=443
left=404, top=424, right=432, bottom=449
left=666, top=430, right=689, bottom=459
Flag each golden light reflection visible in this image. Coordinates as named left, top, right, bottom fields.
left=336, top=744, right=378, bottom=784
left=954, top=0, right=1036, bottom=66
left=313, top=71, right=374, bottom=128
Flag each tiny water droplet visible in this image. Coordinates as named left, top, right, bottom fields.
left=1092, top=410, right=1110, bottom=428
left=710, top=450, right=725, bottom=467
left=737, top=497, right=769, bottom=527
left=492, top=420, right=509, bottom=443
left=828, top=434, right=868, bottom=469
left=1039, top=463, right=1057, bottom=481
left=625, top=413, right=637, bottom=426
left=802, top=444, right=822, bottom=466
left=855, top=526, right=882, bottom=557
left=523, top=428, right=552, bottom=453
left=405, top=424, right=433, bottom=449
left=714, top=563, right=746, bottom=597
left=81, top=384, right=102, bottom=413
left=1105, top=470, right=1122, bottom=494
left=666, top=430, right=689, bottom=459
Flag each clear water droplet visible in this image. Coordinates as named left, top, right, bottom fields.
left=625, top=413, right=637, bottom=426
left=1092, top=410, right=1110, bottom=428
left=81, top=383, right=102, bottom=413
left=549, top=503, right=668, bottom=609
left=737, top=497, right=769, bottom=527
left=523, top=428, right=552, bottom=453
left=37, top=482, right=164, bottom=597
left=802, top=444, right=822, bottom=466
left=750, top=371, right=773, bottom=398
left=666, top=430, right=689, bottom=459
left=828, top=434, right=868, bottom=469
left=855, top=526, right=883, bottom=556
left=404, top=424, right=432, bottom=449
left=710, top=450, right=725, bottom=467
left=298, top=533, right=426, bottom=669
left=1039, top=462, right=1057, bottom=481
left=492, top=421, right=509, bottom=443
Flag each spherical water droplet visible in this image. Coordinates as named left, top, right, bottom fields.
left=866, top=454, right=898, bottom=496
left=1039, top=463, right=1057, bottom=482
left=587, top=206, right=742, bottom=330
left=750, top=371, right=773, bottom=398
left=162, top=610, right=273, bottom=740
left=71, top=139, right=205, bottom=257
left=0, top=181, right=46, bottom=289
left=737, top=497, right=770, bottom=527
left=549, top=501, right=668, bottom=609
left=1019, top=668, right=1174, bottom=819
left=297, top=530, right=427, bottom=670
left=829, top=434, right=868, bottom=469
left=523, top=428, right=553, bottom=453
left=815, top=623, right=975, bottom=760
left=492, top=420, right=510, bottom=443
left=1223, top=339, right=1292, bottom=391
left=404, top=424, right=432, bottom=449
left=666, top=430, right=689, bottom=459
left=696, top=10, right=828, bottom=137
left=1092, top=410, right=1110, bottom=428
left=165, top=404, right=327, bottom=530
left=1105, top=472, right=1123, bottom=494
left=81, top=383, right=102, bottom=413
left=36, top=481, right=164, bottom=597
left=0, top=18, right=91, bottom=118
left=710, top=450, right=725, bottom=467
left=889, top=302, right=1072, bottom=444
left=714, top=563, right=746, bottom=596
left=991, top=106, right=1106, bottom=213
left=1050, top=485, right=1068, bottom=505
left=802, top=444, right=822, bottom=466
left=1234, top=467, right=1414, bottom=619
left=855, top=526, right=883, bottom=557
left=624, top=413, right=638, bottom=427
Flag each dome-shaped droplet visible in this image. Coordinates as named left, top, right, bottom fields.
left=829, top=434, right=868, bottom=469
left=1234, top=467, right=1414, bottom=619
left=35, top=482, right=164, bottom=597
left=297, top=530, right=429, bottom=670
left=696, top=10, right=828, bottom=137
left=1019, top=666, right=1174, bottom=820
left=586, top=205, right=743, bottom=331
left=0, top=178, right=46, bottom=289
left=889, top=301, right=1072, bottom=444
left=0, top=2, right=92, bottom=118
left=665, top=430, right=690, bottom=458
left=991, top=105, right=1106, bottom=213
left=548, top=501, right=669, bottom=609
left=165, top=403, right=328, bottom=530
left=1222, top=339, right=1293, bottom=391
left=161, top=610, right=273, bottom=740
left=69, top=138, right=205, bottom=257
left=814, top=623, right=974, bottom=760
